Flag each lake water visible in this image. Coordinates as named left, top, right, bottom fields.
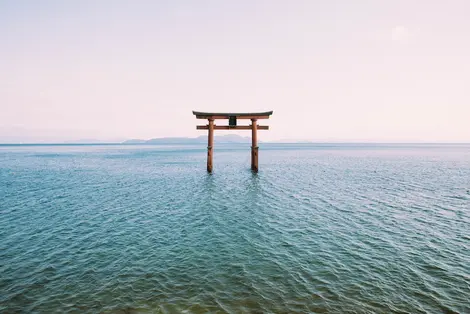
left=1, top=143, right=469, bottom=313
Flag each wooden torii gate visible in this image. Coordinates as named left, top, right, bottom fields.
left=193, top=111, right=273, bottom=173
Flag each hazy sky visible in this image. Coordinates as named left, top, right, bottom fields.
left=1, top=0, right=469, bottom=142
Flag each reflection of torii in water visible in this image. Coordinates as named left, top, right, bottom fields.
left=192, top=111, right=273, bottom=173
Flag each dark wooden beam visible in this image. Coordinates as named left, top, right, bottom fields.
left=197, top=125, right=269, bottom=130
left=193, top=111, right=273, bottom=117
left=195, top=115, right=271, bottom=120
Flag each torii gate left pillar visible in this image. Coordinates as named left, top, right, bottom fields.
left=207, top=118, right=214, bottom=172
left=251, top=119, right=258, bottom=172
left=193, top=111, right=273, bottom=173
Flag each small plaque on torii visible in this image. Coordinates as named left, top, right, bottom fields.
left=229, top=116, right=237, bottom=127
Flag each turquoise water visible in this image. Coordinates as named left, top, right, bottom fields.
left=1, top=144, right=469, bottom=313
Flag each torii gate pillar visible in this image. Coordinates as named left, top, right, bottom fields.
left=207, top=118, right=214, bottom=173
left=251, top=119, right=258, bottom=172
left=193, top=111, right=273, bottom=173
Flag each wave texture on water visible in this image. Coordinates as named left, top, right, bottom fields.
left=1, top=144, right=470, bottom=313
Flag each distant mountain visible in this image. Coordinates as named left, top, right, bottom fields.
left=268, top=139, right=314, bottom=143
left=147, top=137, right=204, bottom=144
left=123, top=134, right=253, bottom=144
left=122, top=139, right=147, bottom=144
left=63, top=139, right=124, bottom=144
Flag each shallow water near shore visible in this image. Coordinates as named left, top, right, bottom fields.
left=1, top=143, right=469, bottom=313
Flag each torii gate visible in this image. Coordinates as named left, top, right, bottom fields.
left=193, top=111, right=273, bottom=173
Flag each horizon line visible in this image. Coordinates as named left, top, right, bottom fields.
left=1, top=141, right=469, bottom=146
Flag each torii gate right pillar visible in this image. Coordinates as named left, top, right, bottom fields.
left=251, top=119, right=258, bottom=172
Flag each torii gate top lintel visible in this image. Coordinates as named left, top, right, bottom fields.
left=192, top=111, right=273, bottom=119
left=193, top=110, right=273, bottom=173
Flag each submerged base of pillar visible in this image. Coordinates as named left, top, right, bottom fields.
left=251, top=146, right=259, bottom=172
left=207, top=146, right=213, bottom=173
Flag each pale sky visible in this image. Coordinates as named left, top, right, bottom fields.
left=1, top=0, right=469, bottom=142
